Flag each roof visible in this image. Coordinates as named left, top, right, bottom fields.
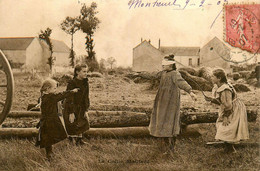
left=159, top=46, right=200, bottom=56
left=0, top=37, right=70, bottom=53
left=0, top=37, right=34, bottom=50
left=133, top=40, right=160, bottom=51
left=202, top=36, right=230, bottom=50
left=49, top=39, right=70, bottom=53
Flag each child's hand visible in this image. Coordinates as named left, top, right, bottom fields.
left=71, top=88, right=79, bottom=93
left=69, top=113, right=75, bottom=123
left=84, top=111, right=89, bottom=119
left=222, top=117, right=230, bottom=126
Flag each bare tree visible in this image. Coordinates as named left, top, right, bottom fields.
left=39, top=28, right=54, bottom=72
left=107, top=57, right=116, bottom=69
left=60, top=16, right=80, bottom=67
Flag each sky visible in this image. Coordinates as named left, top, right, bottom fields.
left=0, top=0, right=258, bottom=67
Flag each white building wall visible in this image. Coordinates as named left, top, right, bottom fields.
left=2, top=50, right=26, bottom=64
left=53, top=52, right=70, bottom=66
left=175, top=56, right=199, bottom=67
left=26, top=38, right=43, bottom=69
left=133, top=42, right=165, bottom=72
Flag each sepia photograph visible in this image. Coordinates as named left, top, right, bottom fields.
left=0, top=0, right=259, bottom=170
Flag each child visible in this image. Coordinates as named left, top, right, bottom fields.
left=63, top=64, right=90, bottom=145
left=205, top=69, right=249, bottom=152
left=149, top=55, right=197, bottom=154
left=35, top=78, right=79, bottom=159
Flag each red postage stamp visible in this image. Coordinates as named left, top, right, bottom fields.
left=224, top=4, right=260, bottom=54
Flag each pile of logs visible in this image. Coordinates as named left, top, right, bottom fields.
left=0, top=109, right=258, bottom=138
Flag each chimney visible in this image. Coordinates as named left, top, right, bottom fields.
left=141, top=38, right=143, bottom=42
left=148, top=39, right=151, bottom=44
left=158, top=39, right=161, bottom=49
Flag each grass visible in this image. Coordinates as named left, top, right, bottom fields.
left=1, top=73, right=259, bottom=170
left=0, top=131, right=259, bottom=171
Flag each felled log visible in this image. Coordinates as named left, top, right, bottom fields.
left=179, top=70, right=213, bottom=91
left=0, top=127, right=149, bottom=138
left=182, top=109, right=257, bottom=124
left=0, top=128, right=38, bottom=138
left=6, top=109, right=258, bottom=128
left=0, top=126, right=201, bottom=139
left=7, top=111, right=150, bottom=128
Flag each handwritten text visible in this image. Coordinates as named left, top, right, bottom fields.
left=128, top=0, right=228, bottom=10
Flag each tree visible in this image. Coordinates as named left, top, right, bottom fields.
left=107, top=57, right=116, bottom=69
left=78, top=2, right=100, bottom=62
left=99, top=58, right=106, bottom=73
left=39, top=28, right=54, bottom=72
left=60, top=16, right=80, bottom=67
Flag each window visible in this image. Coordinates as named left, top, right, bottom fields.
left=189, top=58, right=192, bottom=66
left=197, top=58, right=200, bottom=66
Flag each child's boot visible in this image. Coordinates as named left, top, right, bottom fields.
left=76, top=137, right=86, bottom=146
left=45, top=146, right=53, bottom=160
left=169, top=137, right=176, bottom=151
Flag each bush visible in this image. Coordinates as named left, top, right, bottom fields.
left=179, top=67, right=198, bottom=76
left=52, top=73, right=73, bottom=86
left=231, top=63, right=257, bottom=72
left=233, top=83, right=251, bottom=92
left=232, top=72, right=240, bottom=81
left=86, top=58, right=99, bottom=72
left=238, top=71, right=251, bottom=79
left=122, top=77, right=131, bottom=83
left=198, top=67, right=212, bottom=81
left=87, top=72, right=103, bottom=78
left=179, top=70, right=213, bottom=91
left=108, top=70, right=116, bottom=75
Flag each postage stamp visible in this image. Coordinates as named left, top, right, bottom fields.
left=224, top=4, right=260, bottom=54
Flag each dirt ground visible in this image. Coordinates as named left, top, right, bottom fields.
left=10, top=72, right=260, bottom=112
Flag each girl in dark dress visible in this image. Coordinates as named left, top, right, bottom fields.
left=63, top=64, right=90, bottom=145
left=35, top=79, right=79, bottom=159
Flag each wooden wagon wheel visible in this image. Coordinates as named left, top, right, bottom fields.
left=0, top=50, right=14, bottom=125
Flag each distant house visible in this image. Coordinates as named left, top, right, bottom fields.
left=200, top=37, right=231, bottom=69
left=159, top=46, right=200, bottom=68
left=0, top=37, right=70, bottom=72
left=132, top=40, right=165, bottom=72
left=132, top=37, right=231, bottom=72
left=133, top=40, right=187, bottom=72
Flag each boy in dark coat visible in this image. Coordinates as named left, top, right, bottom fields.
left=36, top=79, right=79, bottom=159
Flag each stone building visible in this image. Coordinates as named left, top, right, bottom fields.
left=0, top=37, right=70, bottom=72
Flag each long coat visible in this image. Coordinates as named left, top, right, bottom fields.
left=37, top=91, right=72, bottom=148
left=149, top=70, right=192, bottom=137
left=63, top=78, right=90, bottom=135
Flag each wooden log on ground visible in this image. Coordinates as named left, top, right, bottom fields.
left=7, top=111, right=150, bottom=128
left=182, top=109, right=258, bottom=124
left=0, top=128, right=38, bottom=138
left=0, top=126, right=201, bottom=139
left=6, top=109, right=258, bottom=127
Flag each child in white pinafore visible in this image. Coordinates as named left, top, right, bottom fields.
left=205, top=69, right=249, bottom=152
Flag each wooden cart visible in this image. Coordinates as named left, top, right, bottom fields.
left=0, top=49, right=14, bottom=125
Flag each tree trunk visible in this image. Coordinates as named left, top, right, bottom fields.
left=7, top=109, right=257, bottom=127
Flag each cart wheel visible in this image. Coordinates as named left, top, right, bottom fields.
left=0, top=50, right=14, bottom=125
